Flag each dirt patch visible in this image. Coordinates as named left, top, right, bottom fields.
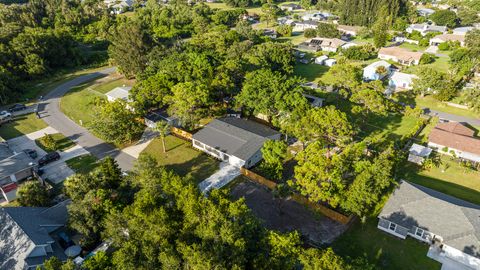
left=230, top=181, right=350, bottom=245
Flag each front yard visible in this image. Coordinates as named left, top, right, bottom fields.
left=142, top=135, right=220, bottom=184
left=0, top=113, right=48, bottom=140
left=35, top=133, right=75, bottom=152
left=65, top=154, right=98, bottom=174
left=333, top=219, right=441, bottom=270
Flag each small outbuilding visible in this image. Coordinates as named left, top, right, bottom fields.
left=105, top=86, right=132, bottom=103
left=408, top=143, right=432, bottom=165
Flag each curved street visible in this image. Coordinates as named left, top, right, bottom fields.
left=38, top=67, right=136, bottom=171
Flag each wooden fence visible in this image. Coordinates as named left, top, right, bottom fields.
left=239, top=167, right=353, bottom=224
left=171, top=127, right=192, bottom=141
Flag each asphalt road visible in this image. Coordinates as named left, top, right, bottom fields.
left=38, top=67, right=136, bottom=171
left=428, top=109, right=480, bottom=127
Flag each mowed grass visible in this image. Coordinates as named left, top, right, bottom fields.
left=293, top=63, right=329, bottom=82
left=142, top=135, right=220, bottom=184
left=360, top=114, right=420, bottom=141
left=66, top=154, right=98, bottom=174
left=92, top=78, right=133, bottom=94
left=205, top=2, right=265, bottom=14
left=333, top=219, right=441, bottom=270
left=415, top=95, right=480, bottom=119
left=0, top=113, right=47, bottom=140
left=35, top=133, right=75, bottom=152
left=401, top=156, right=480, bottom=205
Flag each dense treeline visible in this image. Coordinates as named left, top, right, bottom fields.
left=338, top=0, right=408, bottom=26
left=0, top=0, right=111, bottom=104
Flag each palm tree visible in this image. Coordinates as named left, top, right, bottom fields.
left=154, top=121, right=170, bottom=153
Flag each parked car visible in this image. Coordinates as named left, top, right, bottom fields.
left=8, top=103, right=27, bottom=112
left=38, top=151, right=60, bottom=167
left=0, top=110, right=12, bottom=125
left=23, top=149, right=37, bottom=159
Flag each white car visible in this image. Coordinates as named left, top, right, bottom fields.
left=0, top=111, right=12, bottom=123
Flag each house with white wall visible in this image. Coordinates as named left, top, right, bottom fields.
left=406, top=23, right=447, bottom=36
left=429, top=34, right=465, bottom=47
left=378, top=181, right=480, bottom=270
left=363, top=61, right=392, bottom=81
left=378, top=46, right=423, bottom=66
left=388, top=71, right=418, bottom=90
left=428, top=122, right=480, bottom=162
left=192, top=118, right=281, bottom=168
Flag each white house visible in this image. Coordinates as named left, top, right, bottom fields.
left=105, top=86, right=132, bottom=103
left=293, top=20, right=318, bottom=32
left=378, top=181, right=480, bottom=270
left=144, top=109, right=179, bottom=129
left=337, top=25, right=362, bottom=37
left=301, top=12, right=327, bottom=21
left=363, top=61, right=392, bottom=81
left=388, top=71, right=418, bottom=90
left=192, top=118, right=281, bottom=168
left=314, top=55, right=328, bottom=65
left=104, top=0, right=133, bottom=14
left=428, top=122, right=480, bottom=162
left=324, top=58, right=337, bottom=67
left=406, top=23, right=447, bottom=36
left=279, top=3, right=301, bottom=11
left=453, top=26, right=475, bottom=35
left=416, top=8, right=435, bottom=17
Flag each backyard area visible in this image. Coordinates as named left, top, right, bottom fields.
left=333, top=219, right=441, bottom=270
left=60, top=76, right=134, bottom=127
left=141, top=135, right=219, bottom=184
left=0, top=113, right=48, bottom=140
left=401, top=155, right=480, bottom=205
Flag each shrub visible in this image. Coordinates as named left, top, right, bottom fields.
left=39, top=134, right=57, bottom=151
left=419, top=53, right=436, bottom=64
left=419, top=38, right=430, bottom=47
left=304, top=28, right=317, bottom=38
left=276, top=24, right=292, bottom=37
left=442, top=146, right=449, bottom=152
left=438, top=42, right=450, bottom=51
left=340, top=44, right=376, bottom=60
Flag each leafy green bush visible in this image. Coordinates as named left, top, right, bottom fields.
left=39, top=134, right=57, bottom=151
left=304, top=28, right=317, bottom=38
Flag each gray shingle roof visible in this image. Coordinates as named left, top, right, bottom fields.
left=192, top=118, right=280, bottom=161
left=379, top=181, right=480, bottom=258
left=0, top=143, right=13, bottom=160
left=0, top=152, right=34, bottom=180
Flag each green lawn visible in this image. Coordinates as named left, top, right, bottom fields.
left=60, top=81, right=104, bottom=127
left=91, top=78, right=133, bottom=94
left=402, top=55, right=450, bottom=74
left=398, top=42, right=425, bottom=52
left=0, top=113, right=48, bottom=140
left=293, top=63, right=329, bottom=82
left=333, top=219, right=441, bottom=270
left=359, top=113, right=420, bottom=141
left=142, top=135, right=220, bottom=184
left=66, top=154, right=98, bottom=174
left=204, top=2, right=265, bottom=14
left=35, top=133, right=75, bottom=152
left=401, top=156, right=480, bottom=205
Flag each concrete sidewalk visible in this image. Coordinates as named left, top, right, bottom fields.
left=198, top=162, right=240, bottom=193
left=122, top=128, right=156, bottom=158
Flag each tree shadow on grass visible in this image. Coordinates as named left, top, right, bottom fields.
left=165, top=153, right=220, bottom=185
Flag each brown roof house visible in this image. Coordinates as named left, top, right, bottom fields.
left=429, top=34, right=466, bottom=47
left=428, top=122, right=480, bottom=162
left=378, top=46, right=424, bottom=66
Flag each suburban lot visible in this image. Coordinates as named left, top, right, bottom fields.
left=0, top=113, right=48, bottom=140
left=142, top=135, right=219, bottom=184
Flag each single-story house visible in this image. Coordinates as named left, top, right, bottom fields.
left=105, top=86, right=132, bottom=103
left=263, top=29, right=277, bottom=39
left=293, top=20, right=318, bottom=32
left=363, top=60, right=392, bottom=81
left=340, top=42, right=358, bottom=50
left=406, top=23, right=447, bottom=36
left=104, top=0, right=133, bottom=14
left=429, top=34, right=465, bottom=47
left=277, top=17, right=295, bottom=26
left=378, top=181, right=480, bottom=270
left=303, top=94, right=324, bottom=107
left=324, top=58, right=337, bottom=67
left=408, top=143, right=432, bottom=164
left=192, top=117, right=281, bottom=168
left=144, top=109, right=179, bottom=129
left=453, top=26, right=475, bottom=35
left=416, top=8, right=435, bottom=17
left=378, top=46, right=423, bottom=66
left=0, top=200, right=72, bottom=270
left=337, top=24, right=362, bottom=37
left=388, top=71, right=418, bottom=90
left=280, top=3, right=301, bottom=11
left=428, top=122, right=480, bottom=162
left=301, top=12, right=327, bottom=21
left=314, top=55, right=329, bottom=65
left=298, top=38, right=346, bottom=52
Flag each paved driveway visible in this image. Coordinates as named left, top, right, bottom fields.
left=38, top=67, right=136, bottom=171
left=198, top=162, right=240, bottom=193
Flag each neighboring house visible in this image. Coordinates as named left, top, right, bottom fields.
left=280, top=3, right=301, bottom=11
left=406, top=23, right=447, bottom=36
left=104, top=0, right=133, bottom=14
left=0, top=200, right=73, bottom=270
left=363, top=60, right=392, bottom=81
left=416, top=8, right=435, bottom=17
left=192, top=118, right=281, bottom=168
left=324, top=58, right=337, bottom=67
left=378, top=181, right=480, bottom=270
left=0, top=143, right=36, bottom=204
left=105, top=86, right=132, bottom=103
left=388, top=71, right=418, bottom=91
left=337, top=24, right=362, bottom=37
left=453, top=26, right=475, bottom=35
left=277, top=16, right=295, bottom=26
left=144, top=109, right=179, bottom=129
left=301, top=12, right=327, bottom=21
left=263, top=29, right=277, bottom=39
left=408, top=143, right=432, bottom=164
left=429, top=34, right=465, bottom=47
left=378, top=46, right=423, bottom=66
left=314, top=55, right=329, bottom=65
left=298, top=38, right=346, bottom=52
left=293, top=20, right=318, bottom=32
left=428, top=122, right=480, bottom=162
left=303, top=94, right=324, bottom=107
